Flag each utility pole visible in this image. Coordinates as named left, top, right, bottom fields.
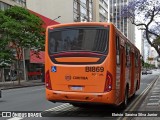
left=108, top=0, right=110, bottom=22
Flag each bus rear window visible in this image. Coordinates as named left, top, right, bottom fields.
left=48, top=27, right=109, bottom=55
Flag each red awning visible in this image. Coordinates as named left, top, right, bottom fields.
left=29, top=9, right=60, bottom=28
left=30, top=51, right=45, bottom=63
left=29, top=10, right=60, bottom=63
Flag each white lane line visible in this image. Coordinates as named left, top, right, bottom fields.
left=45, top=103, right=72, bottom=111
left=7, top=117, right=23, bottom=120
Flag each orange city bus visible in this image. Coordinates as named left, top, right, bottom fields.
left=45, top=22, right=141, bottom=108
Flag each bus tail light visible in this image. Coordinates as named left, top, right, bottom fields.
left=104, top=71, right=112, bottom=92
left=45, top=70, right=52, bottom=90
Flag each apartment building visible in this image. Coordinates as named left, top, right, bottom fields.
left=92, top=0, right=109, bottom=22
left=110, top=0, right=135, bottom=44
left=0, top=0, right=26, bottom=10
left=26, top=0, right=93, bottom=23
left=145, top=43, right=159, bottom=67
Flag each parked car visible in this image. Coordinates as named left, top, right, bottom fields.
left=147, top=70, right=152, bottom=74
left=142, top=70, right=152, bottom=75
left=142, top=70, right=147, bottom=75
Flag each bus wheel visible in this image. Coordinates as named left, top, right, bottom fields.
left=71, top=103, right=89, bottom=108
left=70, top=103, right=84, bottom=107
left=136, top=81, right=138, bottom=91
left=121, top=88, right=128, bottom=109
left=133, top=81, right=138, bottom=97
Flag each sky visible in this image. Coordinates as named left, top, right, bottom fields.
left=135, top=26, right=158, bottom=63
left=135, top=27, right=142, bottom=53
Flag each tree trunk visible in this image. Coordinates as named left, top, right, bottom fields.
left=145, top=28, right=160, bottom=57
left=17, top=60, right=21, bottom=85
left=16, top=46, right=23, bottom=85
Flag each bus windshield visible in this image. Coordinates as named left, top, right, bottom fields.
left=48, top=27, right=109, bottom=55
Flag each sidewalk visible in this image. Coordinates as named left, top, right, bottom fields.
left=138, top=76, right=160, bottom=111
left=133, top=76, right=160, bottom=119
left=0, top=79, right=45, bottom=90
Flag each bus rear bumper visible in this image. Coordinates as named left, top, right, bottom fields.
left=46, top=89, right=116, bottom=105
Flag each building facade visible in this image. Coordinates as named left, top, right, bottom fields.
left=110, top=0, right=135, bottom=44
left=27, top=0, right=93, bottom=23
left=0, top=0, right=26, bottom=10
left=92, top=0, right=109, bottom=22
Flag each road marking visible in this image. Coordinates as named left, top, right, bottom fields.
left=45, top=103, right=72, bottom=111
left=7, top=117, right=23, bottom=120
left=119, top=76, right=159, bottom=120
left=147, top=103, right=159, bottom=106
left=126, top=79, right=156, bottom=111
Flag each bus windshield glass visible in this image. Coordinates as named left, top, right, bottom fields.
left=48, top=27, right=109, bottom=55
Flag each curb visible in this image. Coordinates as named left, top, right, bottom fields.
left=1, top=83, right=45, bottom=90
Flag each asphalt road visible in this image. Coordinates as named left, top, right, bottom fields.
left=0, top=86, right=62, bottom=111
left=0, top=69, right=159, bottom=120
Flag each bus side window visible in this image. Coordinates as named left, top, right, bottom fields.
left=116, top=35, right=120, bottom=65
left=125, top=43, right=130, bottom=66
left=135, top=53, right=138, bottom=67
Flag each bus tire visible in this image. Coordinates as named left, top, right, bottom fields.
left=71, top=103, right=89, bottom=108
left=136, top=81, right=138, bottom=91
left=70, top=103, right=84, bottom=107
left=121, top=87, right=128, bottom=109
left=133, top=81, right=138, bottom=97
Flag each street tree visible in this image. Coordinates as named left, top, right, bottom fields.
left=121, top=0, right=160, bottom=56
left=0, top=6, right=45, bottom=84
left=0, top=11, right=14, bottom=81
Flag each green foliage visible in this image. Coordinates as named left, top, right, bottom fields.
left=0, top=6, right=45, bottom=68
left=0, top=50, right=14, bottom=68
left=153, top=37, right=160, bottom=47
left=143, top=62, right=155, bottom=69
left=1, top=6, right=45, bottom=49
left=0, top=10, right=13, bottom=67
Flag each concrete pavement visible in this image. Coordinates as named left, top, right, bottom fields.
left=131, top=75, right=160, bottom=120
left=138, top=75, right=160, bottom=111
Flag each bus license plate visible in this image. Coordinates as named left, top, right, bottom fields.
left=71, top=86, right=83, bottom=91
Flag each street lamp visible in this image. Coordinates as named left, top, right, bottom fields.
left=48, top=16, right=61, bottom=25
left=53, top=16, right=61, bottom=21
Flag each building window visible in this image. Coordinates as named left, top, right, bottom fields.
left=100, top=0, right=108, bottom=8
left=99, top=13, right=107, bottom=22
left=73, top=0, right=93, bottom=22
left=0, top=2, right=11, bottom=11
left=12, top=0, right=26, bottom=7
left=99, top=5, right=107, bottom=16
